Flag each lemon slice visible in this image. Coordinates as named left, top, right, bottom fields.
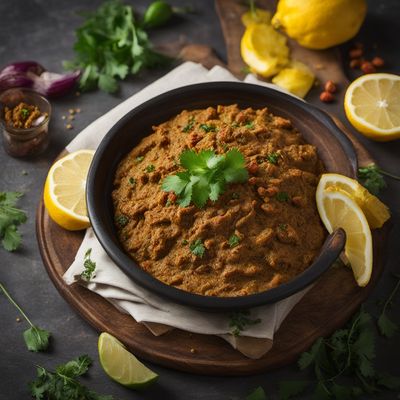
left=272, top=60, right=315, bottom=98
left=98, top=332, right=158, bottom=389
left=317, top=173, right=390, bottom=229
left=316, top=186, right=373, bottom=287
left=344, top=73, right=400, bottom=141
left=44, top=149, right=94, bottom=231
left=241, top=23, right=289, bottom=77
left=241, top=8, right=271, bottom=27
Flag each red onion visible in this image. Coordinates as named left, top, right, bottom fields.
left=0, top=61, right=80, bottom=97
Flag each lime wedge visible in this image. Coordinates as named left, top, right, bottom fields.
left=98, top=332, right=158, bottom=389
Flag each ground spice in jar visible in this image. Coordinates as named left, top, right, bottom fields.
left=4, top=102, right=47, bottom=129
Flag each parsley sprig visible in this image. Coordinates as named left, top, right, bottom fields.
left=229, top=310, right=261, bottom=337
left=81, top=248, right=96, bottom=282
left=0, top=191, right=27, bottom=251
left=278, top=308, right=400, bottom=399
left=161, top=149, right=248, bottom=208
left=64, top=0, right=170, bottom=93
left=357, top=163, right=400, bottom=195
left=29, top=355, right=114, bottom=400
left=189, top=239, right=205, bottom=258
left=0, top=282, right=51, bottom=352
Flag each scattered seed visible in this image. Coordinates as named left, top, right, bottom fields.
left=314, top=63, right=324, bottom=70
left=21, top=170, right=28, bottom=176
left=190, top=348, right=196, bottom=354
left=68, top=109, right=75, bottom=115
left=16, top=317, right=21, bottom=322
left=68, top=115, right=75, bottom=121
left=320, top=91, right=334, bottom=103
left=61, top=115, right=66, bottom=120
left=371, top=56, right=384, bottom=67
left=324, top=80, right=337, bottom=93
left=75, top=108, right=81, bottom=113
left=361, top=61, right=376, bottom=74
left=66, top=124, right=73, bottom=130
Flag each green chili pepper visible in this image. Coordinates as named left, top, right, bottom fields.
left=143, top=0, right=173, bottom=28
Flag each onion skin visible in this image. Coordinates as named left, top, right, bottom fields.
left=0, top=61, right=80, bottom=97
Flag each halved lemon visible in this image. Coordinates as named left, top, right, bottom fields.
left=240, top=23, right=289, bottom=77
left=44, top=149, right=94, bottom=231
left=98, top=332, right=158, bottom=389
left=344, top=73, right=400, bottom=141
left=317, top=173, right=390, bottom=229
left=316, top=186, right=373, bottom=287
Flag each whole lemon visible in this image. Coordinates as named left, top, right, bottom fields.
left=272, top=0, right=367, bottom=50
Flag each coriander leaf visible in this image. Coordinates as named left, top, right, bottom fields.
left=228, top=234, right=241, bottom=248
left=245, top=121, right=254, bottom=129
left=377, top=312, right=398, bottom=338
left=298, top=337, right=324, bottom=370
left=0, top=282, right=51, bottom=352
left=189, top=239, right=205, bottom=258
left=278, top=380, right=309, bottom=400
left=116, top=214, right=129, bottom=227
left=376, top=372, right=400, bottom=390
left=145, top=164, right=155, bottom=173
left=56, top=354, right=92, bottom=378
left=162, top=149, right=248, bottom=207
left=246, top=386, right=268, bottom=400
left=135, top=156, right=144, bottom=163
left=199, top=123, right=216, bottom=133
left=0, top=191, right=27, bottom=251
left=182, top=116, right=195, bottom=133
left=312, top=381, right=331, bottom=399
left=81, top=248, right=96, bottom=282
left=266, top=152, right=279, bottom=165
left=357, top=164, right=386, bottom=195
left=98, top=73, right=118, bottom=93
left=330, top=383, right=354, bottom=400
left=229, top=310, right=261, bottom=337
left=23, top=326, right=51, bottom=352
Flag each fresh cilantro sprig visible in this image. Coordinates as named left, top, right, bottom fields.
left=0, top=282, right=51, bottom=352
left=228, top=234, right=241, bottom=248
left=0, top=191, right=27, bottom=251
left=377, top=273, right=400, bottom=338
left=229, top=310, right=261, bottom=337
left=64, top=0, right=170, bottom=93
left=358, top=163, right=400, bottom=195
left=189, top=239, right=205, bottom=258
left=81, top=248, right=96, bottom=282
left=161, top=149, right=248, bottom=208
left=29, top=355, right=114, bottom=400
left=245, top=386, right=268, bottom=400
left=278, top=308, right=400, bottom=399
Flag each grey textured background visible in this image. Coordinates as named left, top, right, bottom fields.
left=0, top=1, right=399, bottom=399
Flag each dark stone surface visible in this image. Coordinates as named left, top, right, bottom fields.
left=0, top=1, right=399, bottom=399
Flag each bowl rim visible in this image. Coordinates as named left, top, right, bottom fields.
left=87, top=81, right=356, bottom=311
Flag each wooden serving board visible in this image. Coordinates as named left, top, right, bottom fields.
left=36, top=1, right=390, bottom=375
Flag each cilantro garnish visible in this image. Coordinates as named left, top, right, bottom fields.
left=229, top=310, right=261, bottom=337
left=276, top=191, right=289, bottom=202
left=199, top=123, right=216, bottom=133
left=189, top=239, right=205, bottom=258
left=181, top=239, right=188, bottom=245
left=279, top=308, right=400, bottom=399
left=245, top=386, right=267, bottom=400
left=0, top=191, right=27, bottom=251
left=0, top=282, right=51, bottom=352
left=245, top=121, right=254, bottom=129
left=161, top=149, right=248, bottom=208
left=128, top=177, right=136, bottom=186
left=81, top=248, right=96, bottom=282
left=135, top=156, right=144, bottom=163
left=29, top=355, right=114, bottom=399
left=21, top=108, right=30, bottom=119
left=182, top=116, right=195, bottom=133
left=357, top=163, right=400, bottom=195
left=145, top=164, right=155, bottom=173
left=116, top=215, right=129, bottom=227
left=64, top=0, right=170, bottom=93
left=278, top=223, right=287, bottom=231
left=266, top=152, right=279, bottom=165
left=228, top=234, right=241, bottom=248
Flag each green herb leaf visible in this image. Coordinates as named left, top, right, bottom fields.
left=116, top=214, right=129, bottom=227
left=246, top=386, right=268, bottom=400
left=298, top=337, right=324, bottom=370
left=181, top=239, right=188, bottom=245
left=0, top=191, right=27, bottom=251
left=21, top=108, right=30, bottom=119
left=65, top=0, right=170, bottom=93
left=81, top=248, right=96, bottom=282
left=29, top=355, right=114, bottom=400
left=0, top=282, right=51, bottom=352
left=182, top=116, right=195, bottom=133
left=377, top=313, right=398, bottom=338
left=228, top=234, right=241, bottom=248
left=228, top=310, right=261, bottom=337
left=266, top=152, right=279, bottom=165
left=357, top=164, right=386, bottom=195
left=145, top=164, right=155, bottom=173
left=199, top=123, right=216, bottom=133
left=161, top=149, right=248, bottom=208
left=135, top=156, right=144, bottom=163
left=23, top=326, right=51, bottom=352
left=189, top=239, right=205, bottom=258
left=128, top=177, right=136, bottom=186
left=278, top=380, right=309, bottom=400
left=245, top=121, right=254, bottom=129
left=276, top=191, right=289, bottom=202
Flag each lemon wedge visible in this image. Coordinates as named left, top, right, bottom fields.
left=44, top=149, right=94, bottom=231
left=344, top=73, right=400, bottom=141
left=272, top=60, right=315, bottom=98
left=316, top=183, right=373, bottom=287
left=241, top=23, right=289, bottom=77
left=317, top=173, right=390, bottom=229
left=98, top=332, right=158, bottom=389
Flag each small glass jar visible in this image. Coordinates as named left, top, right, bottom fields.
left=0, top=88, right=51, bottom=157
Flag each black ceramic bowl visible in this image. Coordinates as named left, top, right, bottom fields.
left=87, top=82, right=356, bottom=311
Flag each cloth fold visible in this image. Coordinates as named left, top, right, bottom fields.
left=63, top=62, right=308, bottom=359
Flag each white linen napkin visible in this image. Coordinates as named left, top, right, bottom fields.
left=63, top=62, right=308, bottom=359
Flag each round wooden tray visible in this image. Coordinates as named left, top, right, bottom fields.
left=36, top=129, right=389, bottom=375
